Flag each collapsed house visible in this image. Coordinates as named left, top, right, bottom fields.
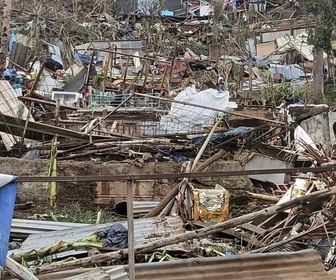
left=2, top=0, right=336, bottom=279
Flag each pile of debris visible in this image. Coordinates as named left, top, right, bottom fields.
left=2, top=0, right=336, bottom=279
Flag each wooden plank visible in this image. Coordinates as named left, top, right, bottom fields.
left=240, top=223, right=268, bottom=236
left=0, top=114, right=110, bottom=141
left=5, top=256, right=39, bottom=280
left=256, top=41, right=276, bottom=57
left=18, top=96, right=78, bottom=111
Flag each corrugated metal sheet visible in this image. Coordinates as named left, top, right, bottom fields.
left=261, top=30, right=291, bottom=43
left=115, top=201, right=160, bottom=217
left=292, top=28, right=308, bottom=37
left=64, top=268, right=111, bottom=280
left=275, top=32, right=326, bottom=62
left=62, top=66, right=87, bottom=93
left=130, top=249, right=332, bottom=280
left=107, top=266, right=129, bottom=280
left=11, top=219, right=90, bottom=236
left=11, top=216, right=185, bottom=257
left=38, top=266, right=129, bottom=280
left=75, top=40, right=143, bottom=60
left=9, top=42, right=30, bottom=68
left=0, top=80, right=35, bottom=150
left=244, top=153, right=293, bottom=184
left=37, top=76, right=63, bottom=93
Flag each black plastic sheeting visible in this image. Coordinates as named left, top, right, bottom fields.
left=98, top=223, right=128, bottom=249
left=192, top=126, right=253, bottom=146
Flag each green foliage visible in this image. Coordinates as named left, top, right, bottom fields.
left=260, top=81, right=313, bottom=105
left=260, top=81, right=292, bottom=104
left=300, top=0, right=336, bottom=50
left=17, top=105, right=25, bottom=119
left=93, top=72, right=104, bottom=90
left=177, top=38, right=209, bottom=56
left=324, top=85, right=336, bottom=107
left=42, top=203, right=120, bottom=224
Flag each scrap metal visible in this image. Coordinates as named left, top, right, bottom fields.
left=16, top=165, right=336, bottom=182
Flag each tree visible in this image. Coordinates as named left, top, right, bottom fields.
left=0, top=0, right=12, bottom=75
left=300, top=0, right=336, bottom=104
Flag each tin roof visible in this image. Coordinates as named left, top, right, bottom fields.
left=130, top=249, right=333, bottom=280
left=12, top=216, right=185, bottom=257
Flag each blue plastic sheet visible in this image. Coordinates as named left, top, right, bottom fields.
left=8, top=33, right=16, bottom=54
left=0, top=176, right=17, bottom=267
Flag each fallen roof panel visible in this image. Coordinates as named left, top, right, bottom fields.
left=11, top=216, right=185, bottom=256
left=130, top=249, right=332, bottom=280
left=11, top=219, right=90, bottom=237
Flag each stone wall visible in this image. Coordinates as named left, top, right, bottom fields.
left=301, top=111, right=336, bottom=146
left=0, top=157, right=252, bottom=208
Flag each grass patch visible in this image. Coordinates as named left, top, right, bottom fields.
left=39, top=203, right=122, bottom=224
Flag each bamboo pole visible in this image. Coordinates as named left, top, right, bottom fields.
left=145, top=121, right=221, bottom=218
left=191, top=121, right=220, bottom=171
left=20, top=101, right=33, bottom=151
left=48, top=136, right=58, bottom=207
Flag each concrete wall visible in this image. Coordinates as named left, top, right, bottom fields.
left=0, top=158, right=252, bottom=208
left=301, top=111, right=336, bottom=146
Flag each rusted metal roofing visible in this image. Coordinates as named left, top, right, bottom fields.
left=131, top=249, right=333, bottom=280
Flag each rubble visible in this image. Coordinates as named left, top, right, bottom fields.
left=2, top=0, right=336, bottom=279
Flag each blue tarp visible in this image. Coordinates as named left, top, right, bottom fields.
left=8, top=33, right=16, bottom=54
left=160, top=10, right=174, bottom=16
left=0, top=174, right=17, bottom=267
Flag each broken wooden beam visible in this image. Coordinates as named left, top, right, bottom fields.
left=246, top=191, right=280, bottom=202
left=18, top=96, right=78, bottom=111
left=0, top=114, right=110, bottom=142
left=35, top=186, right=336, bottom=275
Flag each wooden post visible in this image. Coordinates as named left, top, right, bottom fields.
left=158, top=64, right=169, bottom=91
left=6, top=256, right=39, bottom=280
left=313, top=47, right=325, bottom=103
left=48, top=136, right=58, bottom=207
left=322, top=110, right=332, bottom=156
left=248, top=59, right=253, bottom=106
left=141, top=61, right=150, bottom=93
left=85, top=51, right=95, bottom=86
left=169, top=57, right=176, bottom=84
left=28, top=62, right=45, bottom=96
left=191, top=121, right=220, bottom=171
left=127, top=179, right=135, bottom=280
left=20, top=101, right=33, bottom=150
left=55, top=99, right=60, bottom=126
left=121, top=56, right=131, bottom=91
